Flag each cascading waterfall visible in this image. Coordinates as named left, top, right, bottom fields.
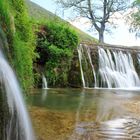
left=77, top=45, right=86, bottom=87
left=42, top=74, right=48, bottom=89
left=78, top=44, right=140, bottom=88
left=77, top=45, right=97, bottom=88
left=86, top=47, right=97, bottom=87
left=0, top=50, right=35, bottom=140
left=99, top=47, right=140, bottom=88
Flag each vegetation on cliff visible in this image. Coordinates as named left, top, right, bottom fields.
left=0, top=0, right=35, bottom=91
left=35, top=20, right=79, bottom=87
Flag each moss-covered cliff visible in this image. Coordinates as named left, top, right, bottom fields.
left=0, top=0, right=36, bottom=92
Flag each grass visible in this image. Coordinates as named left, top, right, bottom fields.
left=25, top=0, right=97, bottom=43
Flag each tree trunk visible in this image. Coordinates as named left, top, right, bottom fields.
left=99, top=30, right=104, bottom=44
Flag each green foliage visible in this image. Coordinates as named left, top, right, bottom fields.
left=129, top=0, right=140, bottom=37
left=36, top=20, right=79, bottom=86
left=10, top=0, right=33, bottom=41
left=48, top=45, right=73, bottom=59
left=10, top=0, right=35, bottom=90
left=44, top=21, right=78, bottom=49
left=13, top=33, right=34, bottom=90
left=0, top=0, right=36, bottom=91
left=46, top=45, right=73, bottom=86
left=0, top=0, right=13, bottom=45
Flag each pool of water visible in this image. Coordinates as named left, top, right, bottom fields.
left=27, top=88, right=140, bottom=140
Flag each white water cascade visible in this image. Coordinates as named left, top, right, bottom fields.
left=86, top=46, right=97, bottom=87
left=42, top=74, right=48, bottom=89
left=99, top=47, right=140, bottom=88
left=77, top=45, right=97, bottom=88
left=78, top=44, right=140, bottom=88
left=77, top=45, right=86, bottom=87
left=0, top=50, right=35, bottom=140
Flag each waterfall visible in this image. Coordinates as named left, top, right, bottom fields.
left=42, top=74, right=48, bottom=89
left=77, top=45, right=97, bottom=88
left=99, top=47, right=140, bottom=88
left=77, top=45, right=86, bottom=87
left=0, top=50, right=35, bottom=140
left=78, top=44, right=140, bottom=88
left=86, top=46, right=97, bottom=87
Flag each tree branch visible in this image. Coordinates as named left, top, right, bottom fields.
left=87, top=0, right=100, bottom=31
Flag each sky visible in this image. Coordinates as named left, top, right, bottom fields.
left=30, top=0, right=140, bottom=46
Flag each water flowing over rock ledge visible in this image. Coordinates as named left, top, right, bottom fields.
left=71, top=43, right=140, bottom=88
left=81, top=42, right=140, bottom=52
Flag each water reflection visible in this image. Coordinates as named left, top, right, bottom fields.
left=70, top=89, right=140, bottom=139
left=96, top=93, right=127, bottom=122
left=41, top=89, right=48, bottom=102
left=75, top=89, right=85, bottom=123
left=70, top=90, right=85, bottom=140
left=28, top=88, right=140, bottom=140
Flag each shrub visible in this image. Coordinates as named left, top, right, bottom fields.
left=35, top=19, right=79, bottom=86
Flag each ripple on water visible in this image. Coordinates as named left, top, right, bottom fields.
left=70, top=116, right=140, bottom=140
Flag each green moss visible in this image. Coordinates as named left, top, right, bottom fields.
left=10, top=0, right=36, bottom=91
left=13, top=33, right=34, bottom=89
left=0, top=0, right=13, bottom=46
left=0, top=0, right=36, bottom=91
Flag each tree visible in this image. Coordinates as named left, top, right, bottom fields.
left=56, top=0, right=129, bottom=43
left=128, top=0, right=140, bottom=37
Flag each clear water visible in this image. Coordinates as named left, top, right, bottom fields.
left=28, top=88, right=97, bottom=111
left=28, top=88, right=140, bottom=140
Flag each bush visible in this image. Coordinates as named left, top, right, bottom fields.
left=35, top=20, right=79, bottom=87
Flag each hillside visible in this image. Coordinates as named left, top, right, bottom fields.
left=26, top=0, right=97, bottom=43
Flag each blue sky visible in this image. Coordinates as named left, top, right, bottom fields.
left=31, top=0, right=140, bottom=46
